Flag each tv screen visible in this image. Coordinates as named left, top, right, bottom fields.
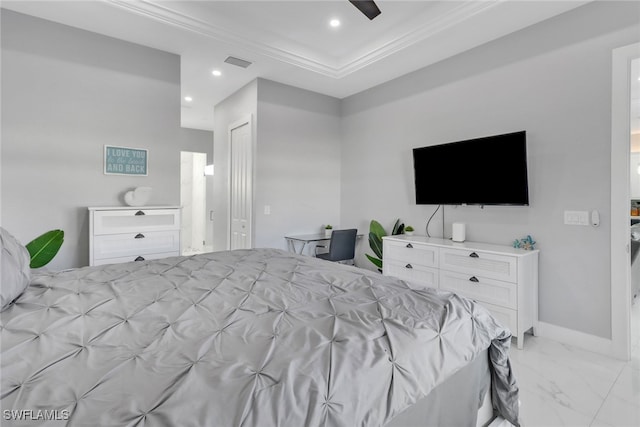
left=413, top=131, right=529, bottom=205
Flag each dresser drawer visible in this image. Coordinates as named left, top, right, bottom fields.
left=384, top=240, right=438, bottom=268
left=439, top=248, right=517, bottom=283
left=92, top=251, right=180, bottom=266
left=93, top=230, right=180, bottom=260
left=385, top=260, right=438, bottom=289
left=439, top=270, right=517, bottom=310
left=93, top=209, right=180, bottom=235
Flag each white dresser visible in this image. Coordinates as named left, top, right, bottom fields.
left=383, top=235, right=538, bottom=349
left=88, top=206, right=181, bottom=266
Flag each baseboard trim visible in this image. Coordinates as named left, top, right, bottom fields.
left=536, top=321, right=617, bottom=358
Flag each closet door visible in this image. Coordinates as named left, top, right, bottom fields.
left=229, top=117, right=252, bottom=250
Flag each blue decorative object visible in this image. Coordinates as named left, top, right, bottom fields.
left=513, top=235, right=536, bottom=250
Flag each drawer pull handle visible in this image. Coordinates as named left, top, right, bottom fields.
left=406, top=243, right=413, bottom=249
left=469, top=252, right=479, bottom=258
left=135, top=210, right=145, bottom=216
left=469, top=276, right=479, bottom=283
left=134, top=233, right=145, bottom=239
left=134, top=256, right=145, bottom=262
left=405, top=264, right=413, bottom=269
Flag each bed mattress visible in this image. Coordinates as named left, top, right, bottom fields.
left=1, top=248, right=519, bottom=426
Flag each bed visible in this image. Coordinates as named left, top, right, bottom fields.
left=1, top=230, right=519, bottom=426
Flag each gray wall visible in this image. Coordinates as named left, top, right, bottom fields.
left=255, top=79, right=341, bottom=251
left=180, top=127, right=214, bottom=246
left=212, top=78, right=342, bottom=252
left=3, top=2, right=637, bottom=342
left=1, top=10, right=181, bottom=269
left=212, top=80, right=257, bottom=251
left=180, top=127, right=213, bottom=155
left=341, top=1, right=640, bottom=339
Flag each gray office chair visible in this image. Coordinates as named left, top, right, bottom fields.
left=315, top=229, right=357, bottom=264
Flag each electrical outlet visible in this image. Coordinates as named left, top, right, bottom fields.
left=564, top=210, right=589, bottom=226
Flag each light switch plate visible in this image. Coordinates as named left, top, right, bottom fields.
left=564, top=210, right=589, bottom=226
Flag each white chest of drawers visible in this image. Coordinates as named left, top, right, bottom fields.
left=382, top=236, right=538, bottom=349
left=88, top=206, right=181, bottom=266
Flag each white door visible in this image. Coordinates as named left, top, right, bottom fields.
left=229, top=117, right=252, bottom=250
left=180, top=151, right=207, bottom=255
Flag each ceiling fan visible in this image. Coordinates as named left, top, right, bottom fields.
left=349, top=0, right=382, bottom=20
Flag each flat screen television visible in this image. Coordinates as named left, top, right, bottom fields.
left=412, top=131, right=529, bottom=205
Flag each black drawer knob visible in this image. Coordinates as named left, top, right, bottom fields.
left=134, top=233, right=145, bottom=239
left=469, top=252, right=479, bottom=258
left=135, top=210, right=145, bottom=216
left=134, top=256, right=145, bottom=261
left=405, top=264, right=413, bottom=269
left=469, top=276, right=479, bottom=283
left=406, top=243, right=413, bottom=249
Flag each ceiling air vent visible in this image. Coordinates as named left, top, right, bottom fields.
left=224, top=56, right=252, bottom=69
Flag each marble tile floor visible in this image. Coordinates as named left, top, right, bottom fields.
left=509, top=302, right=640, bottom=427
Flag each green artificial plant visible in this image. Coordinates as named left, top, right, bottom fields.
left=26, top=229, right=64, bottom=268
left=366, top=219, right=404, bottom=272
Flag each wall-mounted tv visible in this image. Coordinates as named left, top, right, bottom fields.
left=412, top=131, right=529, bottom=206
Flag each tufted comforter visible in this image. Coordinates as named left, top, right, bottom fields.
left=1, top=248, right=519, bottom=426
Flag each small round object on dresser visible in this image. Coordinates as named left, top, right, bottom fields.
left=124, top=187, right=152, bottom=207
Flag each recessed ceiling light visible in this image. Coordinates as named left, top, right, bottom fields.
left=212, top=69, right=222, bottom=77
left=184, top=96, right=193, bottom=102
left=329, top=18, right=341, bottom=28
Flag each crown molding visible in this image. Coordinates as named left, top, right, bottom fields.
left=333, top=0, right=504, bottom=78
left=107, top=0, right=337, bottom=76
left=106, top=0, right=504, bottom=79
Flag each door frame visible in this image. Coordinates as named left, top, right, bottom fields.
left=227, top=115, right=254, bottom=250
left=611, top=42, right=640, bottom=360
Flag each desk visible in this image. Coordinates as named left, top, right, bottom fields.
left=285, top=233, right=330, bottom=255
left=284, top=233, right=363, bottom=255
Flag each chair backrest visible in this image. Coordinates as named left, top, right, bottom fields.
left=328, top=229, right=357, bottom=261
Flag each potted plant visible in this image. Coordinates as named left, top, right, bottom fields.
left=405, top=226, right=415, bottom=236
left=366, top=219, right=404, bottom=272
left=324, top=225, right=333, bottom=238
left=26, top=229, right=64, bottom=268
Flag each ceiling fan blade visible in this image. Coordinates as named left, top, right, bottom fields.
left=348, top=0, right=381, bottom=20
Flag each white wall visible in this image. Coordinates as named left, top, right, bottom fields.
left=1, top=10, right=181, bottom=269
left=255, top=79, right=341, bottom=251
left=340, top=1, right=640, bottom=339
left=212, top=80, right=257, bottom=251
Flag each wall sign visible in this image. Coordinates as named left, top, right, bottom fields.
left=104, top=145, right=148, bottom=176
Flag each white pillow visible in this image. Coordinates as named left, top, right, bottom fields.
left=1, top=227, right=31, bottom=311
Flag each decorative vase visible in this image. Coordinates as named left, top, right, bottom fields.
left=325, top=229, right=332, bottom=238
left=124, top=187, right=152, bottom=207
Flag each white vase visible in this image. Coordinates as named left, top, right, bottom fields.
left=124, top=186, right=152, bottom=206
left=325, top=230, right=332, bottom=238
